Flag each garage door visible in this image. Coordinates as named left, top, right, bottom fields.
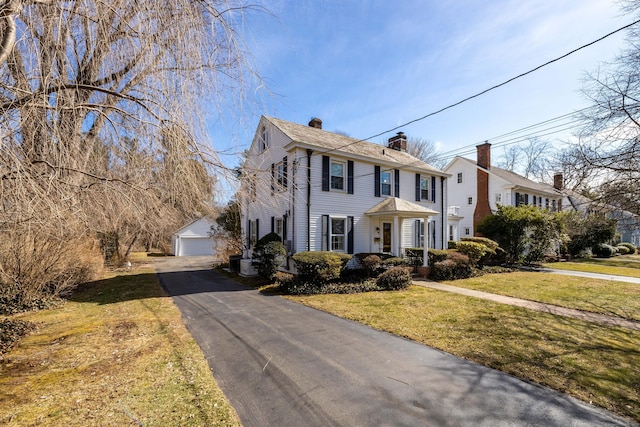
left=178, top=237, right=213, bottom=256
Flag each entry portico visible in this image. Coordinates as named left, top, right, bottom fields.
left=365, top=197, right=439, bottom=266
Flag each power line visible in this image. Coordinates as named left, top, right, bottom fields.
left=313, top=18, right=640, bottom=157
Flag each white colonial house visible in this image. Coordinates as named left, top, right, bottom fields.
left=443, top=142, right=563, bottom=237
left=239, top=116, right=450, bottom=275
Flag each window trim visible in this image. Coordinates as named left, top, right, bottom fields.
left=330, top=159, right=346, bottom=191
left=380, top=170, right=392, bottom=196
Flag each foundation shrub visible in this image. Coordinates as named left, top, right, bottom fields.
left=617, top=242, right=636, bottom=254
left=376, top=267, right=412, bottom=290
left=430, top=252, right=473, bottom=281
left=592, top=243, right=616, bottom=258
left=291, top=251, right=351, bottom=284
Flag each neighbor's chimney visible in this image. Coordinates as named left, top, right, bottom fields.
left=388, top=131, right=407, bottom=152
left=308, top=117, right=322, bottom=129
left=553, top=172, right=563, bottom=190
left=476, top=142, right=491, bottom=169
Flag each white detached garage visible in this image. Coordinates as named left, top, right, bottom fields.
left=172, top=217, right=217, bottom=257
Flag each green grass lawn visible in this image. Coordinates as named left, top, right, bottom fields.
left=442, top=271, right=640, bottom=321
left=545, top=254, right=640, bottom=278
left=286, top=283, right=640, bottom=423
left=0, top=257, right=240, bottom=427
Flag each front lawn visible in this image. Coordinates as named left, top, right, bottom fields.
left=286, top=283, right=640, bottom=423
left=545, top=255, right=640, bottom=278
left=0, top=259, right=239, bottom=427
left=441, top=271, right=640, bottom=321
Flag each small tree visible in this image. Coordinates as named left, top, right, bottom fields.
left=252, top=233, right=285, bottom=280
left=477, top=205, right=562, bottom=264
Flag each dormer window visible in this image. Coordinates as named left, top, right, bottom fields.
left=259, top=126, right=270, bottom=152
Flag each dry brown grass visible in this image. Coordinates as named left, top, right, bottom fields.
left=0, top=259, right=239, bottom=426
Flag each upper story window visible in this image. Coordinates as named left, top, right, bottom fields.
left=275, top=218, right=283, bottom=237
left=381, top=170, right=392, bottom=196
left=259, top=126, right=270, bottom=152
left=420, top=177, right=429, bottom=200
left=331, top=160, right=345, bottom=190
left=467, top=196, right=473, bottom=205
left=275, top=161, right=285, bottom=188
left=495, top=193, right=502, bottom=204
left=457, top=172, right=463, bottom=183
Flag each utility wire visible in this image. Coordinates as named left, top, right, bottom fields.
left=313, top=18, right=640, bottom=157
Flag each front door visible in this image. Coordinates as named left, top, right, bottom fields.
left=382, top=222, right=392, bottom=253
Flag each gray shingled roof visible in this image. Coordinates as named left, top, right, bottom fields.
left=265, top=116, right=444, bottom=174
left=365, top=197, right=439, bottom=217
left=456, top=156, right=561, bottom=196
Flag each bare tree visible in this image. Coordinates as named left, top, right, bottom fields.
left=0, top=0, right=264, bottom=306
left=574, top=0, right=640, bottom=215
left=405, top=137, right=446, bottom=169
left=496, top=138, right=553, bottom=182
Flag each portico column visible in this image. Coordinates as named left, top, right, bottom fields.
left=393, top=216, right=400, bottom=257
left=423, top=216, right=429, bottom=267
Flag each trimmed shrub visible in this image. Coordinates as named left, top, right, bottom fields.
left=376, top=267, right=412, bottom=290
left=427, top=249, right=449, bottom=265
left=274, top=271, right=295, bottom=293
left=361, top=254, right=382, bottom=277
left=617, top=242, right=637, bottom=255
left=455, top=241, right=487, bottom=265
left=430, top=252, right=473, bottom=281
left=461, top=236, right=499, bottom=250
left=292, top=251, right=351, bottom=284
left=592, top=243, right=616, bottom=258
left=382, top=257, right=406, bottom=267
left=256, top=232, right=282, bottom=246
left=448, top=240, right=458, bottom=249
left=253, top=240, right=286, bottom=280
left=616, top=245, right=631, bottom=255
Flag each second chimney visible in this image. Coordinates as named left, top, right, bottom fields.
left=476, top=142, right=491, bottom=169
left=308, top=117, right=322, bottom=129
left=553, top=172, right=563, bottom=190
left=388, top=132, right=407, bottom=152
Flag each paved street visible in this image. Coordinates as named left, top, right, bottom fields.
left=155, top=256, right=634, bottom=427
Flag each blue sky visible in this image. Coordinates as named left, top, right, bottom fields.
left=209, top=0, right=629, bottom=192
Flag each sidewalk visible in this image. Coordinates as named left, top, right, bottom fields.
left=528, top=266, right=640, bottom=285
left=412, top=278, right=640, bottom=332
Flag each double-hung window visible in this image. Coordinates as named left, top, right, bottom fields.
left=275, top=161, right=285, bottom=188
left=259, top=126, right=269, bottom=152
left=420, top=177, right=429, bottom=200
left=331, top=218, right=346, bottom=251
left=331, top=160, right=345, bottom=190
left=381, top=170, right=392, bottom=196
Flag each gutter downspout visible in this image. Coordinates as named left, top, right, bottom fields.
left=306, top=149, right=313, bottom=251
left=441, top=176, right=445, bottom=249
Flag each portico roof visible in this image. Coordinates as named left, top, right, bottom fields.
left=365, top=197, right=439, bottom=217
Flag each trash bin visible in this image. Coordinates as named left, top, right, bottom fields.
left=229, top=254, right=242, bottom=272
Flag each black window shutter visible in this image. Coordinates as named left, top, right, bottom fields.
left=394, top=169, right=400, bottom=197
left=321, top=215, right=329, bottom=250
left=525, top=194, right=529, bottom=205
left=414, top=219, right=421, bottom=247
left=271, top=216, right=274, bottom=233
left=415, top=174, right=421, bottom=201
left=322, top=156, right=330, bottom=191
left=247, top=218, right=252, bottom=249
left=347, top=216, right=354, bottom=254
left=374, top=165, right=381, bottom=197
left=283, top=214, right=288, bottom=241
left=515, top=192, right=520, bottom=206
left=283, top=156, right=288, bottom=188
left=270, top=163, right=275, bottom=195
left=347, top=160, right=354, bottom=194
left=256, top=218, right=260, bottom=242
left=431, top=176, right=436, bottom=202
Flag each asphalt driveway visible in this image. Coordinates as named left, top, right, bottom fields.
left=155, top=256, right=633, bottom=427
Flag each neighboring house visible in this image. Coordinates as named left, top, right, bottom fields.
left=239, top=116, right=450, bottom=275
left=563, top=188, right=640, bottom=247
left=443, top=142, right=563, bottom=237
left=172, top=217, right=219, bottom=257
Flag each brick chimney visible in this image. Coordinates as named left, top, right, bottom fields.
left=554, top=172, right=563, bottom=212
left=553, top=172, right=563, bottom=190
left=476, top=142, right=491, bottom=169
left=387, top=132, right=407, bottom=152
left=474, top=142, right=492, bottom=235
left=308, top=117, right=322, bottom=129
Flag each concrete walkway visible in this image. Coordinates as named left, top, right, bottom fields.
left=529, top=267, right=640, bottom=285
left=413, top=271, right=640, bottom=332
